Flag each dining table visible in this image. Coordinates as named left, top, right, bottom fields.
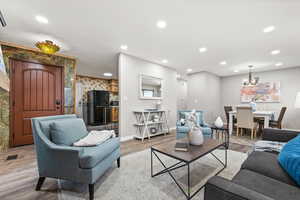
left=228, top=110, right=275, bottom=135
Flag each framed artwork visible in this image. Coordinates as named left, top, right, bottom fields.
left=240, top=82, right=280, bottom=103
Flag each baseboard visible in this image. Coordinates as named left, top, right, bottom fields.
left=169, top=126, right=176, bottom=131
left=120, top=135, right=134, bottom=142
left=120, top=127, right=176, bottom=142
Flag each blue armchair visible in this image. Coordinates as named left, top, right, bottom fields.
left=176, top=110, right=212, bottom=139
left=31, top=114, right=120, bottom=200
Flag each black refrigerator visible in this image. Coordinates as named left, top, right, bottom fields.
left=88, top=90, right=111, bottom=125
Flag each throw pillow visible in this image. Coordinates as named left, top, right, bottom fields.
left=179, top=112, right=187, bottom=120
left=39, top=120, right=56, bottom=139
left=50, top=118, right=88, bottom=146
left=73, top=130, right=115, bottom=147
left=278, top=135, right=300, bottom=186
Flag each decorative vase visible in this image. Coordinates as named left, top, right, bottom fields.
left=188, top=127, right=204, bottom=145
left=214, top=116, right=224, bottom=128
left=249, top=101, right=257, bottom=112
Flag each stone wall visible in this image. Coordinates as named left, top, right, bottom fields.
left=76, top=75, right=118, bottom=102
left=0, top=44, right=76, bottom=151
left=0, top=87, right=9, bottom=151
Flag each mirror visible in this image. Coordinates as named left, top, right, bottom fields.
left=140, top=75, right=162, bottom=99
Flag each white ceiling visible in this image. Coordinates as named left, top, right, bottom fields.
left=1, top=0, right=300, bottom=79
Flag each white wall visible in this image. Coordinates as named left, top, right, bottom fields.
left=187, top=72, right=221, bottom=123
left=119, top=54, right=177, bottom=138
left=177, top=79, right=188, bottom=110
left=221, top=67, right=300, bottom=129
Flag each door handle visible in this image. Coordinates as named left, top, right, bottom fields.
left=55, top=100, right=61, bottom=105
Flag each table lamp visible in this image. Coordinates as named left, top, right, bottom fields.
left=295, top=92, right=300, bottom=108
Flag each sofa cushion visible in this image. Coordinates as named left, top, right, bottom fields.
left=232, top=169, right=300, bottom=200
left=278, top=135, right=300, bottom=186
left=241, top=151, right=297, bottom=186
left=39, top=120, right=55, bottom=139
left=50, top=118, right=88, bottom=146
left=177, top=126, right=190, bottom=133
left=79, top=137, right=120, bottom=169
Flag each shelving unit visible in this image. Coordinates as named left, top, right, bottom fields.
left=133, top=110, right=169, bottom=141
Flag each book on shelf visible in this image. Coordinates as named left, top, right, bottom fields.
left=175, top=142, right=189, bottom=152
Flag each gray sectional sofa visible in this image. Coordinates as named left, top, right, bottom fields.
left=204, top=128, right=300, bottom=200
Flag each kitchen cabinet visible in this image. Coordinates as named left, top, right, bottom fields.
left=110, top=79, right=118, bottom=93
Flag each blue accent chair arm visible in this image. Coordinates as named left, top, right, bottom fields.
left=40, top=142, right=82, bottom=179
left=202, top=122, right=210, bottom=127
left=41, top=131, right=82, bottom=153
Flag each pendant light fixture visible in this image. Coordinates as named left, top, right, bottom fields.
left=35, top=40, right=60, bottom=54
left=243, top=65, right=259, bottom=86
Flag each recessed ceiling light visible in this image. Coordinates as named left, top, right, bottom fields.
left=263, top=25, right=275, bottom=33
left=275, top=62, right=283, bottom=67
left=162, top=59, right=168, bottom=64
left=35, top=15, right=48, bottom=24
left=187, top=68, right=193, bottom=73
left=156, top=20, right=167, bottom=29
left=103, top=72, right=113, bottom=77
left=233, top=70, right=239, bottom=73
left=220, top=61, right=227, bottom=65
left=120, top=45, right=128, bottom=50
left=271, top=50, right=280, bottom=55
left=199, top=47, right=207, bottom=53
left=176, top=74, right=181, bottom=78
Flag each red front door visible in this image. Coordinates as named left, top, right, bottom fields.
left=10, top=59, right=64, bottom=146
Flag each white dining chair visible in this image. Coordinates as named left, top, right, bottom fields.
left=236, top=106, right=258, bottom=139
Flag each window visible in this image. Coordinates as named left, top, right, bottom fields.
left=143, top=89, right=154, bottom=97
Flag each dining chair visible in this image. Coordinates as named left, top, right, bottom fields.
left=236, top=106, right=258, bottom=140
left=224, top=106, right=237, bottom=128
left=258, top=107, right=287, bottom=129
left=271, top=107, right=287, bottom=129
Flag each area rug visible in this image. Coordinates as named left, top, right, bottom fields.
left=58, top=149, right=247, bottom=200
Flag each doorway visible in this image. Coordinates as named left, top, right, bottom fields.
left=10, top=58, right=64, bottom=146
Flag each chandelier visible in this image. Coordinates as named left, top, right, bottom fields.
left=35, top=40, right=60, bottom=54
left=243, top=65, right=259, bottom=86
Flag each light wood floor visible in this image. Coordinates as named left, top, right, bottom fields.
left=0, top=131, right=252, bottom=200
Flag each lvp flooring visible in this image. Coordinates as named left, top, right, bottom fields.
left=0, top=131, right=253, bottom=200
